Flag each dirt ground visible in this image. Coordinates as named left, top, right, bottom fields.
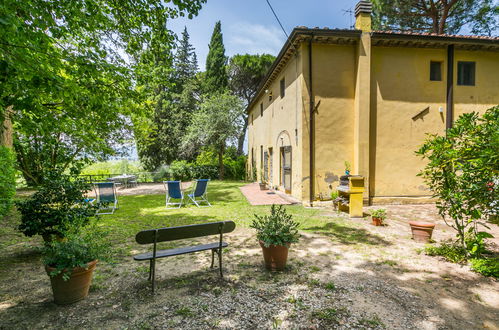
left=1, top=201, right=498, bottom=329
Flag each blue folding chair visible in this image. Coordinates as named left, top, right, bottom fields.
left=187, top=179, right=212, bottom=207
left=95, top=182, right=118, bottom=215
left=163, top=181, right=184, bottom=209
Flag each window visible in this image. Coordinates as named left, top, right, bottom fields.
left=430, top=61, right=442, bottom=81
left=280, top=78, right=285, bottom=98
left=457, top=61, right=475, bottom=86
left=260, top=103, right=263, bottom=116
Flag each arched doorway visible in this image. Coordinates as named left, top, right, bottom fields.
left=276, top=131, right=292, bottom=194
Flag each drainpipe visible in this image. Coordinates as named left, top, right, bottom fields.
left=308, top=37, right=315, bottom=206
left=446, top=44, right=454, bottom=130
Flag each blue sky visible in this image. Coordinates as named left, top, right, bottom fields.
left=167, top=0, right=358, bottom=69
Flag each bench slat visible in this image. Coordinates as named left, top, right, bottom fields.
left=135, top=221, right=236, bottom=244
left=133, top=242, right=228, bottom=261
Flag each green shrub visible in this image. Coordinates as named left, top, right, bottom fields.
left=42, top=225, right=111, bottom=280
left=16, top=171, right=97, bottom=239
left=0, top=146, right=16, bottom=217
left=470, top=257, right=499, bottom=278
left=424, top=242, right=467, bottom=263
left=251, top=204, right=300, bottom=247
left=371, top=209, right=387, bottom=220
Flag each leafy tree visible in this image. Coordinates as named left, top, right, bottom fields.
left=416, top=106, right=498, bottom=253
left=137, top=27, right=200, bottom=170
left=0, top=146, right=15, bottom=217
left=0, top=0, right=206, bottom=183
left=372, top=0, right=499, bottom=35
left=204, top=21, right=228, bottom=94
left=181, top=93, right=244, bottom=179
left=228, top=54, right=275, bottom=154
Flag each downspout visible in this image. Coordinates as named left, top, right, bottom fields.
left=446, top=44, right=454, bottom=130
left=308, top=36, right=315, bottom=206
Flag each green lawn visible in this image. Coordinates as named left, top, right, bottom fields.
left=101, top=181, right=330, bottom=244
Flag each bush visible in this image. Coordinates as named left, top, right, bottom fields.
left=424, top=242, right=467, bottom=263
left=0, top=146, right=16, bottom=217
left=371, top=209, right=387, bottom=220
left=251, top=204, right=300, bottom=247
left=42, top=225, right=111, bottom=280
left=416, top=106, right=498, bottom=252
left=470, top=258, right=499, bottom=278
left=16, top=171, right=97, bottom=239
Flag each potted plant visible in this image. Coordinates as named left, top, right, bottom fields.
left=42, top=227, right=110, bottom=305
left=250, top=204, right=300, bottom=271
left=371, top=209, right=387, bottom=226
left=16, top=171, right=97, bottom=242
left=344, top=161, right=351, bottom=175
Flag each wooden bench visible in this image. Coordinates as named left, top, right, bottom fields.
left=133, top=221, right=236, bottom=292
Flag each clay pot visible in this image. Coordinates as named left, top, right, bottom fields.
left=372, top=217, right=383, bottom=226
left=409, top=222, right=435, bottom=243
left=259, top=241, right=290, bottom=271
left=45, top=260, right=97, bottom=305
left=259, top=183, right=268, bottom=190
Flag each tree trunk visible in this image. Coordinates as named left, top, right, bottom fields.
left=237, top=121, right=248, bottom=156
left=218, top=144, right=225, bottom=180
left=1, top=106, right=14, bottom=148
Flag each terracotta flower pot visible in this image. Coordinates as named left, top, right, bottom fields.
left=45, top=260, right=97, bottom=305
left=372, top=217, right=383, bottom=226
left=259, top=241, right=290, bottom=271
left=408, top=221, right=435, bottom=243
left=259, top=183, right=268, bottom=190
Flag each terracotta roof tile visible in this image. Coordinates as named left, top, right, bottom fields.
left=373, top=30, right=499, bottom=41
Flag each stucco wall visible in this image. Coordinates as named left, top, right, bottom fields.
left=301, top=43, right=356, bottom=201
left=247, top=47, right=304, bottom=200
left=370, top=46, right=499, bottom=198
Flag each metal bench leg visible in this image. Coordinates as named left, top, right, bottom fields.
left=151, top=258, right=156, bottom=293
left=210, top=249, right=215, bottom=268
left=148, top=259, right=153, bottom=281
left=218, top=249, right=223, bottom=278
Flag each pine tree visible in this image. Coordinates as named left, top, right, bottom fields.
left=204, top=21, right=228, bottom=94
left=137, top=27, right=200, bottom=170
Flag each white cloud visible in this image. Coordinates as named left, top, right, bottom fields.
left=226, top=22, right=286, bottom=56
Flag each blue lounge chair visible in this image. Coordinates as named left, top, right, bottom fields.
left=164, top=181, right=184, bottom=209
left=187, top=179, right=211, bottom=207
left=95, top=182, right=118, bottom=215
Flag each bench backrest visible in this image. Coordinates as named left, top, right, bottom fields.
left=135, top=221, right=236, bottom=245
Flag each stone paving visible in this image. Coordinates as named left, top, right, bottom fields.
left=239, top=182, right=299, bottom=205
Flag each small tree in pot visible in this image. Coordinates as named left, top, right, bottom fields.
left=251, top=204, right=300, bottom=271
left=16, top=171, right=97, bottom=242
left=42, top=226, right=111, bottom=305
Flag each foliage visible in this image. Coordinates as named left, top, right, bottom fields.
left=42, top=225, right=111, bottom=280
left=16, top=171, right=97, bottom=238
left=228, top=53, right=275, bottom=154
left=137, top=27, right=201, bottom=170
left=469, top=257, right=499, bottom=278
left=195, top=147, right=246, bottom=180
left=0, top=146, right=16, bottom=217
left=372, top=0, right=498, bottom=35
left=424, top=242, right=468, bottom=263
left=330, top=191, right=339, bottom=200
left=1, top=0, right=205, bottom=181
left=204, top=21, right=228, bottom=94
left=80, top=160, right=144, bottom=176
left=344, top=161, right=351, bottom=173
left=371, top=209, right=387, bottom=220
left=416, top=106, right=498, bottom=251
left=251, top=205, right=300, bottom=247
left=425, top=241, right=498, bottom=278
left=181, top=93, right=244, bottom=179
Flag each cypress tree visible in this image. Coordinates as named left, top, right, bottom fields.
left=204, top=21, right=228, bottom=94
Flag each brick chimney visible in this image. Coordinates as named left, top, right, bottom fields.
left=355, top=1, right=372, bottom=32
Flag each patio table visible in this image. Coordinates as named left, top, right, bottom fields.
left=107, top=174, right=137, bottom=188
